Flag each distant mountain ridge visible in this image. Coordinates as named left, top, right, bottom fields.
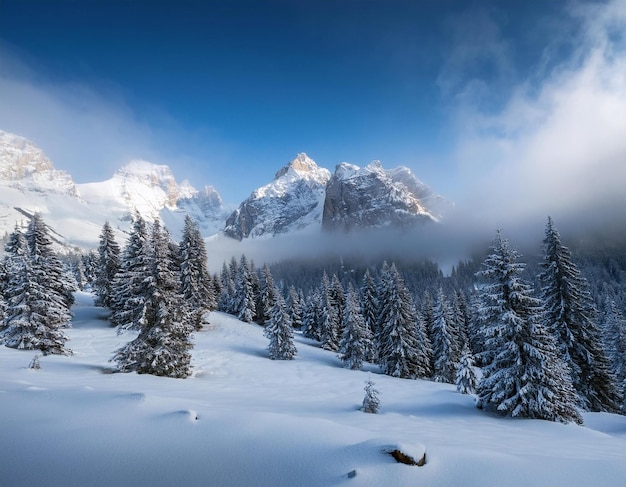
left=0, top=129, right=451, bottom=250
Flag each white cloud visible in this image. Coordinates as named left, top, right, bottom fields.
left=450, top=0, right=626, bottom=232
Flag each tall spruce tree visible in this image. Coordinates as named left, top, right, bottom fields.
left=539, top=217, right=619, bottom=412
left=431, top=287, right=461, bottom=383
left=319, top=272, right=340, bottom=351
left=1, top=215, right=72, bottom=355
left=179, top=215, right=215, bottom=330
left=233, top=255, right=256, bottom=323
left=476, top=230, right=582, bottom=424
left=360, top=269, right=379, bottom=362
left=288, top=285, right=304, bottom=330
left=338, top=284, right=372, bottom=370
left=113, top=220, right=193, bottom=377
left=377, top=264, right=429, bottom=379
left=264, top=291, right=297, bottom=360
left=94, top=221, right=120, bottom=308
left=259, top=264, right=277, bottom=326
left=302, top=290, right=323, bottom=341
left=602, top=300, right=626, bottom=406
left=109, top=214, right=152, bottom=331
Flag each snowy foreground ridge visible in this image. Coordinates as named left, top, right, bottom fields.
left=2, top=293, right=626, bottom=487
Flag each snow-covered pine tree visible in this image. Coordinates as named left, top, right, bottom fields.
left=360, top=268, right=379, bottom=362
left=233, top=255, right=256, bottom=323
left=421, top=290, right=436, bottom=371
left=476, top=230, right=582, bottom=424
left=109, top=214, right=152, bottom=331
left=258, top=264, right=277, bottom=325
left=26, top=213, right=76, bottom=310
left=264, top=291, right=297, bottom=360
left=94, top=221, right=121, bottom=308
left=362, top=377, right=381, bottom=414
left=218, top=262, right=236, bottom=313
left=431, top=287, right=461, bottom=383
left=602, top=300, right=626, bottom=404
left=288, top=285, right=304, bottom=329
left=113, top=219, right=193, bottom=378
left=302, top=290, right=323, bottom=341
left=319, top=271, right=340, bottom=351
left=338, top=284, right=372, bottom=370
left=179, top=215, right=215, bottom=330
left=455, top=347, right=478, bottom=395
left=1, top=215, right=72, bottom=355
left=539, top=217, right=620, bottom=412
left=329, top=274, right=346, bottom=334
left=451, top=290, right=471, bottom=352
left=377, top=264, right=429, bottom=379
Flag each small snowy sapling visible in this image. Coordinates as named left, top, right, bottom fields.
left=362, top=377, right=381, bottom=414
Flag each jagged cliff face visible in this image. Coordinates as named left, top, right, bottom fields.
left=321, top=161, right=439, bottom=232
left=223, top=153, right=331, bottom=240
left=0, top=130, right=78, bottom=197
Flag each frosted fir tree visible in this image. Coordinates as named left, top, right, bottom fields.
left=113, top=220, right=193, bottom=378
left=362, top=377, right=381, bottom=414
left=431, top=287, right=461, bottom=383
left=233, top=255, right=256, bottom=323
left=1, top=216, right=72, bottom=355
left=339, top=284, right=373, bottom=370
left=264, top=291, right=297, bottom=360
left=377, top=264, right=429, bottom=379
left=94, top=221, right=120, bottom=308
left=539, top=217, right=620, bottom=412
left=179, top=215, right=215, bottom=330
left=29, top=353, right=42, bottom=370
left=302, top=291, right=323, bottom=341
left=476, top=230, right=582, bottom=424
left=259, top=264, right=277, bottom=325
left=360, top=269, right=379, bottom=362
left=26, top=213, right=76, bottom=310
left=288, top=285, right=304, bottom=330
left=319, top=272, right=340, bottom=351
left=455, top=347, right=478, bottom=395
left=218, top=261, right=236, bottom=313
left=109, top=214, right=152, bottom=330
left=602, top=300, right=626, bottom=401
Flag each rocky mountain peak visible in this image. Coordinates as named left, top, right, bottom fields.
left=273, top=153, right=328, bottom=181
left=0, top=130, right=78, bottom=197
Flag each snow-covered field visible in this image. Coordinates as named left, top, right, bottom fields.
left=2, top=292, right=626, bottom=487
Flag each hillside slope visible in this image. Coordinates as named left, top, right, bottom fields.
left=1, top=293, right=625, bottom=486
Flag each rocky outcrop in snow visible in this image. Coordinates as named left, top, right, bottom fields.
left=321, top=161, right=441, bottom=232
left=223, top=153, right=331, bottom=240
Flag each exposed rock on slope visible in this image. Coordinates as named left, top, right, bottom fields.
left=321, top=161, right=441, bottom=232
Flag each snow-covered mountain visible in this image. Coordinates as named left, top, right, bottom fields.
left=0, top=130, right=78, bottom=197
left=223, top=153, right=331, bottom=240
left=223, top=155, right=450, bottom=240
left=322, top=161, right=449, bottom=232
left=0, top=130, right=228, bottom=249
left=0, top=129, right=451, bottom=249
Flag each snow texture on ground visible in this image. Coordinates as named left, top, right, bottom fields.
left=1, top=291, right=625, bottom=486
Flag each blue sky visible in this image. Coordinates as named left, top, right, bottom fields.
left=1, top=0, right=625, bottom=227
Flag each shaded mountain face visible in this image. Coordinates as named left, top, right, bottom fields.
left=223, top=153, right=331, bottom=240
left=321, top=161, right=444, bottom=232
